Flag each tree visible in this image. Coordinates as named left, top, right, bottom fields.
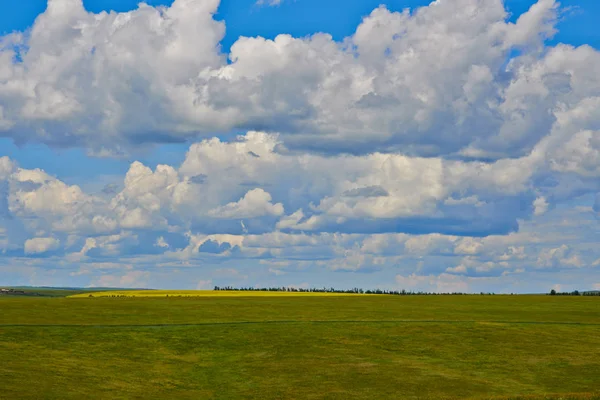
left=550, top=289, right=556, bottom=296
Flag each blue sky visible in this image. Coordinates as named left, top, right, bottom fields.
left=2, top=0, right=599, bottom=47
left=1, top=0, right=599, bottom=181
left=1, top=0, right=600, bottom=292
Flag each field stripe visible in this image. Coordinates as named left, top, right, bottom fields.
left=1, top=319, right=600, bottom=328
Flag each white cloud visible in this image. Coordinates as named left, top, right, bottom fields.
left=446, top=265, right=468, bottom=275
left=549, top=129, right=600, bottom=177
left=0, top=123, right=595, bottom=264
left=0, top=157, right=15, bottom=179
left=213, top=268, right=248, bottom=280
left=404, top=234, right=457, bottom=256
left=68, top=232, right=138, bottom=259
left=533, top=196, right=549, bottom=216
left=24, top=237, right=60, bottom=255
left=551, top=283, right=562, bottom=292
left=0, top=0, right=600, bottom=293
left=537, top=244, right=583, bottom=269
left=2, top=0, right=596, bottom=161
left=454, top=238, right=484, bottom=255
left=209, top=188, right=284, bottom=219
left=0, top=105, right=15, bottom=131
left=395, top=273, right=469, bottom=293
left=90, top=270, right=150, bottom=288
left=170, top=233, right=245, bottom=260
left=256, top=0, right=283, bottom=6
left=504, top=0, right=558, bottom=49
left=155, top=237, right=169, bottom=249
left=110, top=162, right=185, bottom=230
left=276, top=209, right=305, bottom=230
left=7, top=166, right=114, bottom=235
left=196, top=279, right=213, bottom=290
left=269, top=268, right=286, bottom=276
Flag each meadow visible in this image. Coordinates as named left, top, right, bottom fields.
left=70, top=289, right=364, bottom=298
left=0, top=292, right=599, bottom=399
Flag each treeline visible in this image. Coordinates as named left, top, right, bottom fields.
left=549, top=289, right=600, bottom=296
left=212, top=286, right=492, bottom=295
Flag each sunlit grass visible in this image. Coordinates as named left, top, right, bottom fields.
left=1, top=295, right=599, bottom=399
left=68, top=290, right=367, bottom=298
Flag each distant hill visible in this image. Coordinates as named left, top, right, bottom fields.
left=3, top=286, right=154, bottom=291
left=0, top=287, right=154, bottom=298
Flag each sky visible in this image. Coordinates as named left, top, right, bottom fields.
left=1, top=0, right=600, bottom=293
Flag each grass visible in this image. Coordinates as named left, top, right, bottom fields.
left=0, top=287, right=126, bottom=297
left=0, top=294, right=599, bottom=399
left=69, top=289, right=365, bottom=298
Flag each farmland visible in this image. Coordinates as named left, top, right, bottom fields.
left=69, top=289, right=365, bottom=298
left=0, top=287, right=111, bottom=297
left=0, top=293, right=599, bottom=399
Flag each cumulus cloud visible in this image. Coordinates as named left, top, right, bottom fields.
left=0, top=124, right=596, bottom=260
left=24, top=237, right=60, bottom=255
left=90, top=270, right=150, bottom=288
left=533, top=196, right=549, bottom=216
left=537, top=244, right=583, bottom=268
left=0, top=157, right=15, bottom=179
left=155, top=236, right=169, bottom=249
left=110, top=162, right=184, bottom=230
left=3, top=0, right=598, bottom=160
left=208, top=188, right=284, bottom=219
left=7, top=166, right=114, bottom=235
left=395, top=273, right=470, bottom=293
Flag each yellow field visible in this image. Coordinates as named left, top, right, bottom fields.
left=68, top=290, right=366, bottom=298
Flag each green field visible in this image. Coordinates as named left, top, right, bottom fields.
left=70, top=289, right=366, bottom=298
left=0, top=287, right=134, bottom=297
left=1, top=294, right=599, bottom=399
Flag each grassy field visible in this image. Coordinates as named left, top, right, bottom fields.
left=0, top=294, right=599, bottom=399
left=70, top=290, right=366, bottom=298
left=0, top=287, right=131, bottom=297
